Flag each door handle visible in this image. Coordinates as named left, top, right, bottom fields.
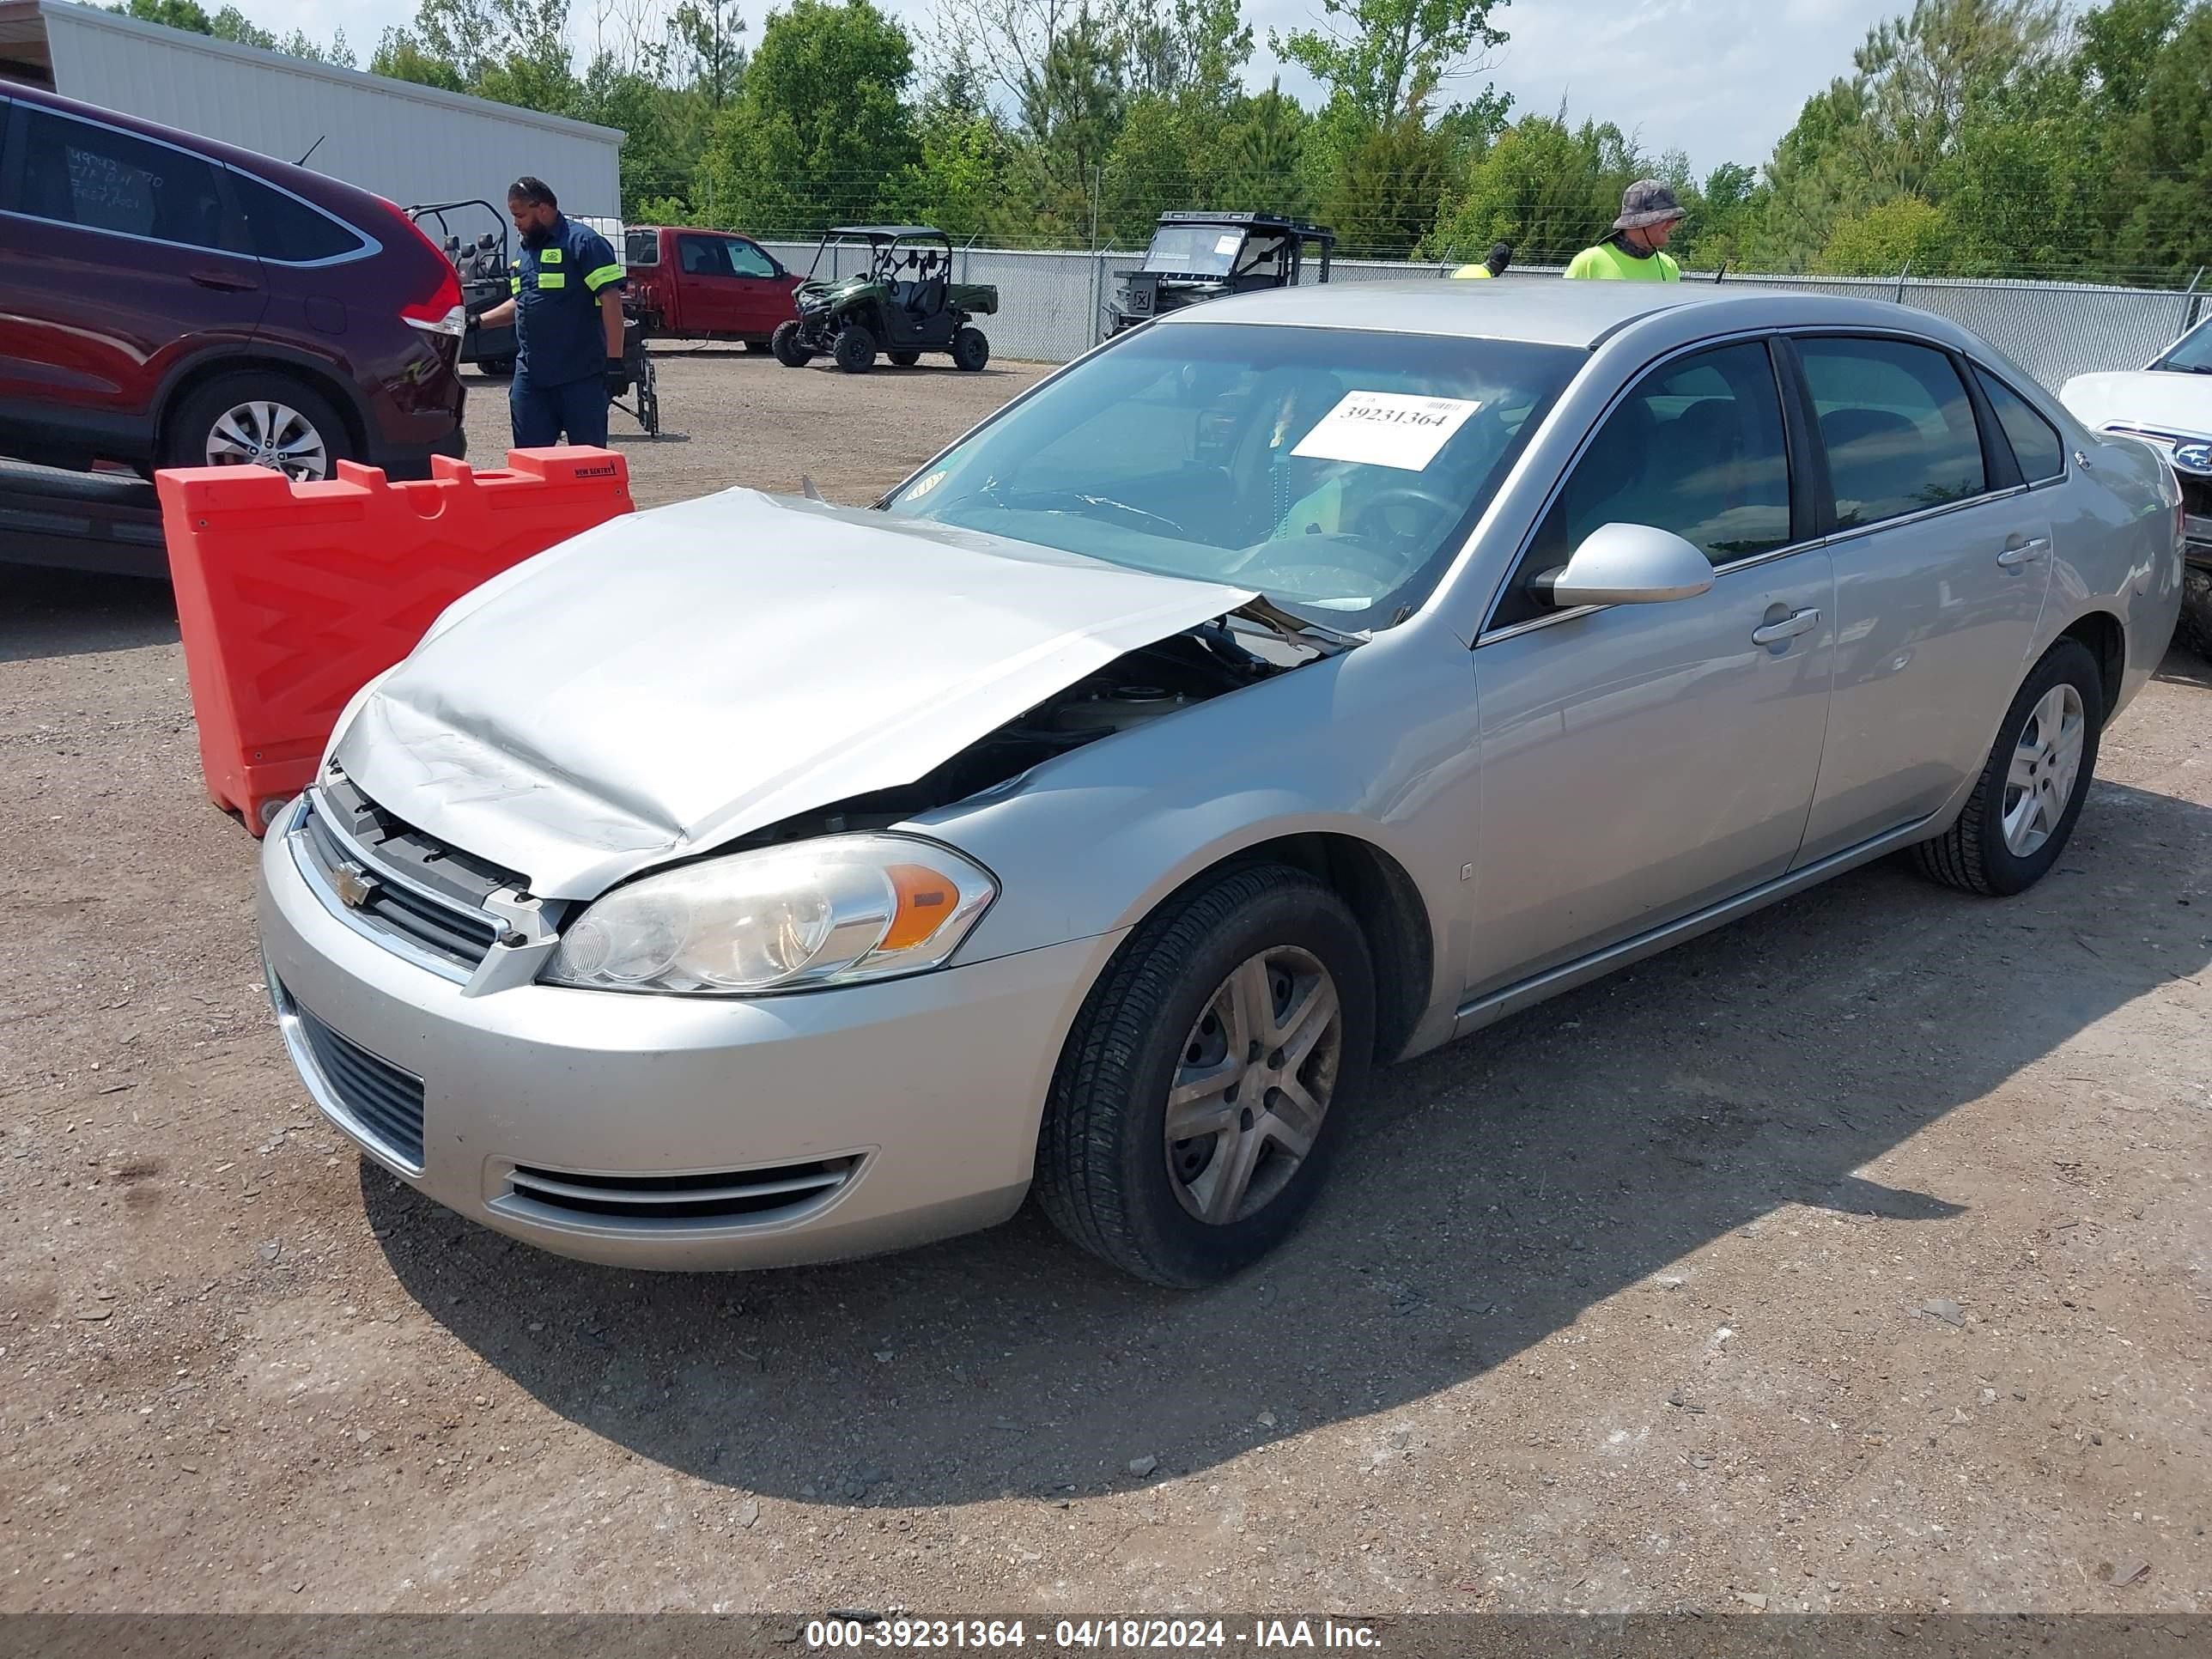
left=190, top=268, right=258, bottom=292
left=1751, top=607, right=1820, bottom=647
left=1996, top=536, right=2050, bottom=568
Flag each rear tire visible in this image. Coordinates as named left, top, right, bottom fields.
left=833, top=325, right=877, bottom=374
left=771, top=321, right=812, bottom=368
left=888, top=349, right=921, bottom=368
left=161, top=371, right=353, bottom=483
left=2178, top=567, right=2212, bottom=659
left=1035, top=863, right=1374, bottom=1288
left=952, top=326, right=990, bottom=373
left=1912, top=637, right=2103, bottom=896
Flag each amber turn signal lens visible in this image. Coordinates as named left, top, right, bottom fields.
left=880, top=863, right=960, bottom=951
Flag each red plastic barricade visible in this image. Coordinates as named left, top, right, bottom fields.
left=155, top=448, right=633, bottom=834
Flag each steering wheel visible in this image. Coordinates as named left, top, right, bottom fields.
left=1353, top=483, right=1466, bottom=538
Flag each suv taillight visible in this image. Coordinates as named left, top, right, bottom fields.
left=381, top=196, right=469, bottom=337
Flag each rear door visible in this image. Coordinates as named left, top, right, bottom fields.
left=1790, top=335, right=2058, bottom=863
left=0, top=101, right=265, bottom=459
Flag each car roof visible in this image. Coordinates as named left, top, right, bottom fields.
left=828, top=225, right=946, bottom=240
left=1161, top=278, right=1984, bottom=352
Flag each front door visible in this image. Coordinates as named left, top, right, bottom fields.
left=1468, top=338, right=1837, bottom=994
left=0, top=103, right=265, bottom=463
left=723, top=238, right=795, bottom=337
left=1790, top=337, right=2059, bottom=862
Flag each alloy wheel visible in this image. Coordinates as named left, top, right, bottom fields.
left=205, top=400, right=331, bottom=482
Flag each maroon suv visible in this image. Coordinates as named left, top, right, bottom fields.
left=0, top=84, right=465, bottom=482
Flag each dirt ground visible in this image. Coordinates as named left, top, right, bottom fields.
left=2, top=349, right=2209, bottom=1617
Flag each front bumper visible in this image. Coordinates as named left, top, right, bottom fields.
left=257, top=802, right=1115, bottom=1270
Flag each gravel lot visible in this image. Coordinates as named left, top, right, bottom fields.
left=3, top=349, right=2209, bottom=1615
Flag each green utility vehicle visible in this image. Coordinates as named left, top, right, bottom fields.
left=772, top=226, right=998, bottom=374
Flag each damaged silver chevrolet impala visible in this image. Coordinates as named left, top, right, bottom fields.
left=260, top=283, right=2181, bottom=1285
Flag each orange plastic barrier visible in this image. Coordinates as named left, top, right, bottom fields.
left=155, top=449, right=634, bottom=835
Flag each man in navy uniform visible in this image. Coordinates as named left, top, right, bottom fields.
left=471, top=177, right=628, bottom=447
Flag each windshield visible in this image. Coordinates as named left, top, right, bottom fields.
left=880, top=322, right=1584, bottom=630
left=1143, top=226, right=1246, bottom=276
left=2154, top=319, right=2212, bottom=373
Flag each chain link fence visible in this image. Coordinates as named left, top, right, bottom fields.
left=760, top=240, right=2207, bottom=389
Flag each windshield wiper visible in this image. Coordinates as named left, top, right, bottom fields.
left=1229, top=595, right=1362, bottom=655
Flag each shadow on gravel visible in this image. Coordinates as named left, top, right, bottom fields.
left=371, top=778, right=2212, bottom=1510
left=0, top=563, right=177, bottom=664
left=2154, top=640, right=2211, bottom=690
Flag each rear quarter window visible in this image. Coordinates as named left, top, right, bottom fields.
left=1973, top=368, right=2065, bottom=483
left=625, top=228, right=660, bottom=266
left=226, top=169, right=366, bottom=263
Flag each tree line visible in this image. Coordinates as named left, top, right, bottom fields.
left=109, top=0, right=2212, bottom=285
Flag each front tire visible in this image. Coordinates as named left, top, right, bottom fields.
left=951, top=326, right=990, bottom=372
left=770, top=320, right=812, bottom=368
left=1913, top=637, right=2103, bottom=896
left=1035, top=864, right=1375, bottom=1287
left=833, top=325, right=877, bottom=374
left=162, top=371, right=352, bottom=483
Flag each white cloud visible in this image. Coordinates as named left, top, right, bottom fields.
left=247, top=0, right=1898, bottom=173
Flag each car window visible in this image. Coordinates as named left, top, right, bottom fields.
left=16, top=109, right=243, bottom=252
left=624, top=228, right=660, bottom=266
left=678, top=235, right=730, bottom=276
left=1492, top=341, right=1793, bottom=630
left=1973, top=367, right=2064, bottom=483
left=1798, top=337, right=1986, bottom=527
left=225, top=170, right=362, bottom=263
left=883, top=321, right=1583, bottom=631
left=728, top=240, right=777, bottom=278
left=2154, top=320, right=2211, bottom=373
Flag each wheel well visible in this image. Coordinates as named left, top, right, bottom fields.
left=2057, top=611, right=2124, bottom=719
left=157, top=356, right=368, bottom=461
left=1218, top=833, right=1435, bottom=1062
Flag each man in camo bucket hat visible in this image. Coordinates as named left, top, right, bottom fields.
left=1564, top=179, right=1686, bottom=281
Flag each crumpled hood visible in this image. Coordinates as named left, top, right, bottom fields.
left=336, top=489, right=1256, bottom=897
left=2058, top=371, right=2212, bottom=442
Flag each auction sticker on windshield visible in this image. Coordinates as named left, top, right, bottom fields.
left=1292, top=391, right=1482, bottom=471
left=1215, top=234, right=1242, bottom=256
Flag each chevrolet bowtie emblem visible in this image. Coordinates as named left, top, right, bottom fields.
left=332, top=861, right=378, bottom=909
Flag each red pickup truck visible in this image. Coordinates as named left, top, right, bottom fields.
left=623, top=227, right=804, bottom=348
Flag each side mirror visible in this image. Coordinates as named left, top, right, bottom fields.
left=1533, top=522, right=1715, bottom=608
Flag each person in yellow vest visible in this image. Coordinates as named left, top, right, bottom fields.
left=1565, top=180, right=1685, bottom=281
left=1452, top=241, right=1514, bottom=279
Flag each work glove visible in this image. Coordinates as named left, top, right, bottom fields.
left=605, top=357, right=632, bottom=399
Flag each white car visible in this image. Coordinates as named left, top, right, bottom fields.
left=2061, top=315, right=2212, bottom=654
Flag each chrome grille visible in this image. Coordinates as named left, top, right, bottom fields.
left=498, top=1158, right=860, bottom=1227
left=288, top=993, right=426, bottom=1168
left=296, top=776, right=517, bottom=974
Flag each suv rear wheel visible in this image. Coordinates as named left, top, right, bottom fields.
left=165, top=371, right=352, bottom=483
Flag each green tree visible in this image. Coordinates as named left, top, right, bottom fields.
left=1813, top=193, right=1958, bottom=273
left=672, top=0, right=747, bottom=108
left=1273, top=0, right=1510, bottom=126
left=110, top=0, right=214, bottom=33
left=1426, top=109, right=1647, bottom=264
left=1213, top=79, right=1315, bottom=217
left=371, top=26, right=467, bottom=90
left=701, top=0, right=916, bottom=234
left=2101, top=0, right=2212, bottom=275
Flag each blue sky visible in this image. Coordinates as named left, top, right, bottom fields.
left=250, top=0, right=1899, bottom=178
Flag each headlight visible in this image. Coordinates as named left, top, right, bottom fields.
left=544, top=835, right=995, bottom=995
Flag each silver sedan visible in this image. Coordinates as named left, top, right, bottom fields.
left=258, top=282, right=2186, bottom=1286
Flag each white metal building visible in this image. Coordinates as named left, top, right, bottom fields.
left=0, top=0, right=623, bottom=217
